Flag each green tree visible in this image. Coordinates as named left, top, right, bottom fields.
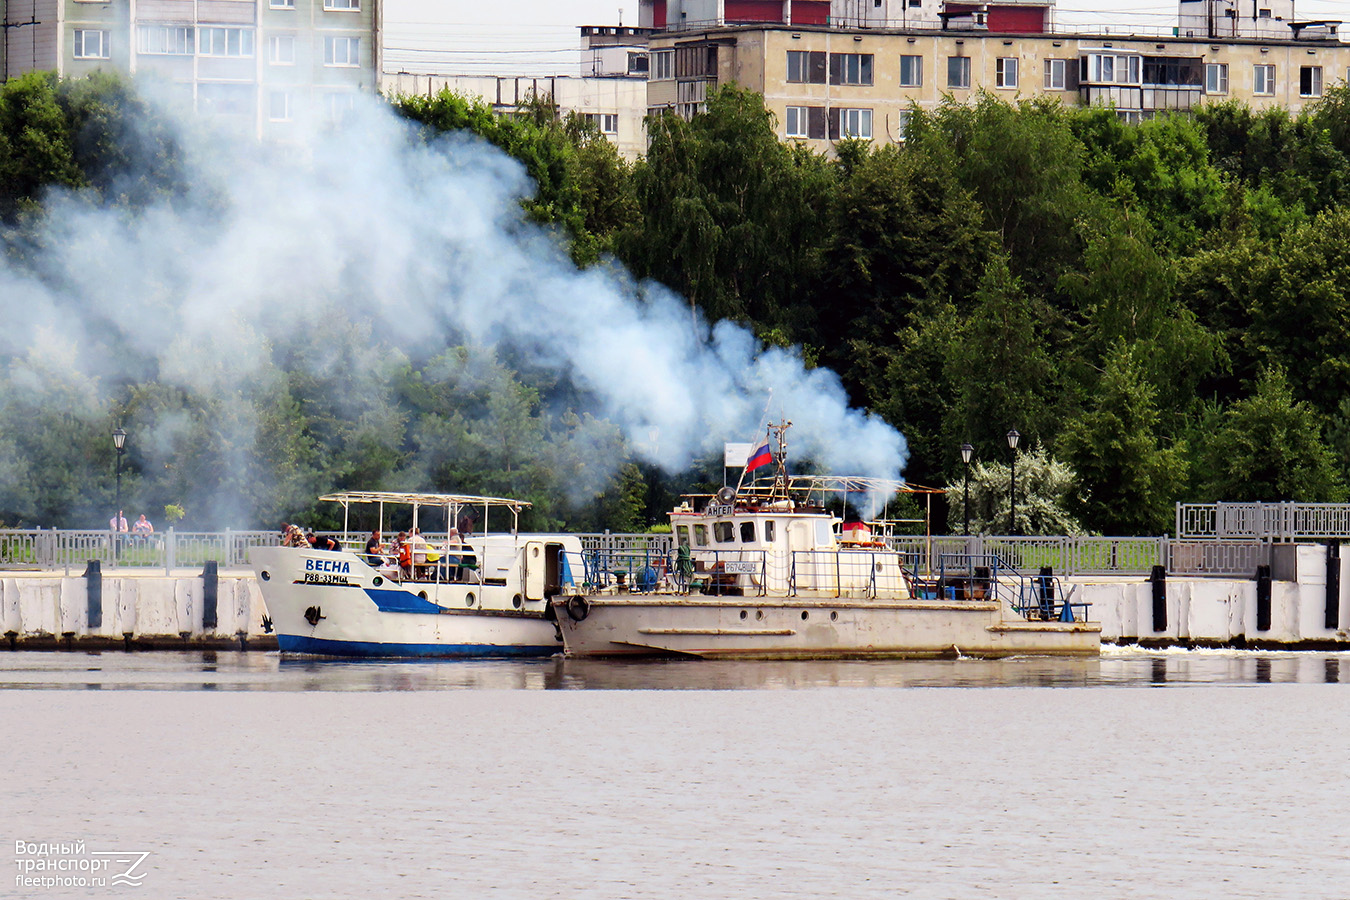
left=1058, top=343, right=1187, bottom=534
left=1190, top=367, right=1344, bottom=502
left=0, top=72, right=84, bottom=220
left=946, top=444, right=1083, bottom=536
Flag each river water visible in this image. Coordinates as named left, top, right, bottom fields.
left=4, top=649, right=1349, bottom=899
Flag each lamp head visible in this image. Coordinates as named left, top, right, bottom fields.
left=1006, top=429, right=1020, bottom=451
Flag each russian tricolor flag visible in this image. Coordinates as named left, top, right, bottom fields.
left=746, top=443, right=772, bottom=472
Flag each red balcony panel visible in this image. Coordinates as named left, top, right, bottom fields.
left=653, top=0, right=667, bottom=28
left=790, top=1, right=830, bottom=25
left=987, top=6, right=1047, bottom=32
left=725, top=0, right=787, bottom=23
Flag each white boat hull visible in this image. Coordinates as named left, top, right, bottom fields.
left=554, top=594, right=1101, bottom=659
left=250, top=547, right=562, bottom=657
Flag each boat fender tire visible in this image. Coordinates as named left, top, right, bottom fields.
left=566, top=596, right=589, bottom=622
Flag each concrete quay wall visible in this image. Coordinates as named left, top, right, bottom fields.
left=1, top=570, right=274, bottom=649
left=3, top=542, right=1350, bottom=649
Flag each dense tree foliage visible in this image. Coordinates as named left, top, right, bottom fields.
left=10, top=74, right=1350, bottom=535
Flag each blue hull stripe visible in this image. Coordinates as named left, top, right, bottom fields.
left=278, top=634, right=559, bottom=658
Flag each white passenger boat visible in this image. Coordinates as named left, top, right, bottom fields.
left=553, top=425, right=1101, bottom=659
left=250, top=492, right=583, bottom=657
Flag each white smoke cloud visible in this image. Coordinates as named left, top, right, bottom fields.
left=0, top=91, right=908, bottom=522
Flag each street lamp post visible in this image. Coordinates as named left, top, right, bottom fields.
left=112, top=426, right=127, bottom=520
left=1006, top=429, right=1020, bottom=536
left=960, top=442, right=974, bottom=536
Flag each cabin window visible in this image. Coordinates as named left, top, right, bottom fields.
left=713, top=522, right=735, bottom=543
left=739, top=522, right=756, bottom=543
left=693, top=524, right=708, bottom=547
left=764, top=520, right=776, bottom=542
left=676, top=525, right=691, bottom=547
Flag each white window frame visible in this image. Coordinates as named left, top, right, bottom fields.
left=73, top=29, right=110, bottom=59
left=584, top=112, right=618, bottom=134
left=1044, top=58, right=1066, bottom=90
left=899, top=54, right=922, bottom=87
left=651, top=50, right=673, bottom=81
left=270, top=0, right=295, bottom=7
left=834, top=52, right=873, bottom=86
left=198, top=27, right=254, bottom=58
left=1205, top=62, right=1228, bottom=94
left=1084, top=52, right=1141, bottom=85
left=323, top=35, right=360, bottom=67
left=268, top=90, right=291, bottom=122
left=136, top=25, right=193, bottom=56
left=268, top=34, right=295, bottom=65
left=947, top=55, right=970, bottom=89
left=841, top=108, right=872, bottom=140
left=896, top=108, right=911, bottom=142
left=996, top=57, right=1018, bottom=89
left=323, top=0, right=360, bottom=9
left=1300, top=65, right=1323, bottom=98
left=785, top=105, right=808, bottom=138
left=1254, top=63, right=1275, bottom=95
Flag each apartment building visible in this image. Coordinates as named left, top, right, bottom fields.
left=0, top=0, right=378, bottom=138
left=381, top=26, right=652, bottom=160
left=645, top=21, right=1350, bottom=146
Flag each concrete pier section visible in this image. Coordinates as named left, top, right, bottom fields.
left=1, top=564, right=275, bottom=650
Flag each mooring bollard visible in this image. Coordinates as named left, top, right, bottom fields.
left=83, top=559, right=103, bottom=630
left=202, top=561, right=219, bottom=632
left=1150, top=565, right=1167, bottom=633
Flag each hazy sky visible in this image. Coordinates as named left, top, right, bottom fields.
left=382, top=0, right=1349, bottom=75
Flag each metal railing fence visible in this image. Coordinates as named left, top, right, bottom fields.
left=1176, top=502, right=1350, bottom=542
left=0, top=528, right=1286, bottom=578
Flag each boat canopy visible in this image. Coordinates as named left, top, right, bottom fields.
left=318, top=491, right=531, bottom=540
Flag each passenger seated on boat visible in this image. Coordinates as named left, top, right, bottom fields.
left=394, top=532, right=412, bottom=579
left=364, top=530, right=384, bottom=566
left=282, top=524, right=307, bottom=548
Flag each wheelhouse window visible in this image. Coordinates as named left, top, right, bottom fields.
left=1301, top=65, right=1323, bottom=97
left=996, top=57, right=1018, bottom=89
left=1254, top=64, right=1275, bottom=95
left=947, top=56, right=970, bottom=89
left=713, top=522, right=735, bottom=543
left=830, top=52, right=874, bottom=86
left=764, top=521, right=776, bottom=542
left=899, top=54, right=922, bottom=87
left=676, top=525, right=691, bottom=547
left=1205, top=62, right=1228, bottom=94
left=787, top=50, right=826, bottom=84
left=739, top=522, right=756, bottom=543
left=693, top=524, right=709, bottom=547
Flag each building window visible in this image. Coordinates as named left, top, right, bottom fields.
left=787, top=50, right=826, bottom=84
left=947, top=56, right=971, bottom=89
left=628, top=52, right=648, bottom=75
left=326, top=92, right=356, bottom=123
left=323, top=0, right=360, bottom=9
left=137, top=25, right=192, bottom=55
left=651, top=50, right=673, bottom=80
left=198, top=27, right=254, bottom=58
left=899, top=54, right=922, bottom=87
left=1254, top=63, right=1275, bottom=95
left=197, top=83, right=253, bottom=115
left=786, top=106, right=825, bottom=139
left=324, top=36, right=360, bottom=66
left=896, top=108, right=911, bottom=141
left=270, top=0, right=294, bottom=7
left=1300, top=65, right=1323, bottom=97
left=1258, top=7, right=1271, bottom=16
left=1205, top=62, right=1228, bottom=94
left=584, top=112, right=618, bottom=134
left=269, top=91, right=291, bottom=122
left=1044, top=58, right=1066, bottom=89
left=785, top=105, right=809, bottom=138
left=73, top=29, right=109, bottom=59
left=1083, top=52, right=1141, bottom=85
left=996, top=57, right=1018, bottom=89
left=268, top=35, right=295, bottom=65
left=840, top=108, right=872, bottom=140
left=830, top=53, right=874, bottom=86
